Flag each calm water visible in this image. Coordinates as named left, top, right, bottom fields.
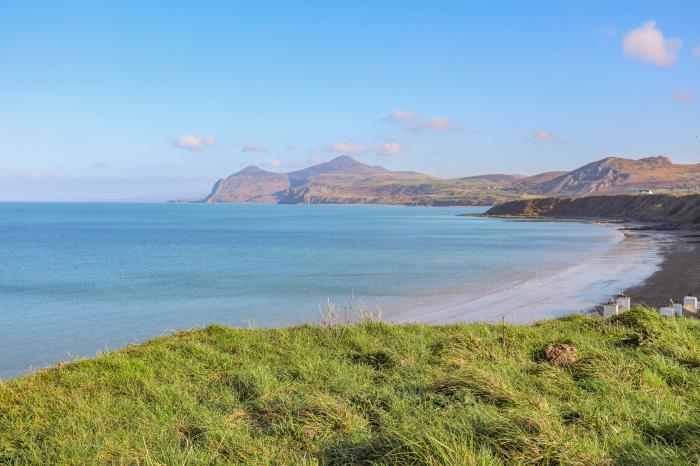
left=0, top=203, right=619, bottom=378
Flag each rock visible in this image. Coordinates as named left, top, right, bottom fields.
left=544, top=343, right=578, bottom=366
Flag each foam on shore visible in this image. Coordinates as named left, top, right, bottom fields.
left=389, top=226, right=669, bottom=324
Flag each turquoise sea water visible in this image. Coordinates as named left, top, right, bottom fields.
left=0, top=203, right=619, bottom=378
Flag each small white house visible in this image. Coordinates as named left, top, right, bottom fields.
left=674, top=303, right=684, bottom=316
left=683, top=295, right=698, bottom=310
left=615, top=293, right=631, bottom=312
left=660, top=306, right=675, bottom=317
left=603, top=301, right=619, bottom=316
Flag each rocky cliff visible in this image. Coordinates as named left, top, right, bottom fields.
left=486, top=194, right=700, bottom=227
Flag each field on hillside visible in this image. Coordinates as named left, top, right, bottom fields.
left=1, top=308, right=699, bottom=464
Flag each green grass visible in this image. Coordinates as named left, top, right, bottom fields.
left=2, top=307, right=700, bottom=464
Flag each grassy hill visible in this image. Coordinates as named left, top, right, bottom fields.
left=2, top=308, right=699, bottom=464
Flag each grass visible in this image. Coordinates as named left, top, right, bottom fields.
left=1, top=307, right=700, bottom=464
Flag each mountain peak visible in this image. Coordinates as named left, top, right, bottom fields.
left=593, top=155, right=672, bottom=167
left=320, top=155, right=379, bottom=170
left=288, top=155, right=387, bottom=181
left=638, top=155, right=672, bottom=165
left=330, top=155, right=356, bottom=162
left=234, top=165, right=270, bottom=176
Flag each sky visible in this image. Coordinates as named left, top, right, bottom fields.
left=1, top=1, right=699, bottom=201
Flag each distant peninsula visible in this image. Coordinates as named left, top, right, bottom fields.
left=196, top=155, right=700, bottom=206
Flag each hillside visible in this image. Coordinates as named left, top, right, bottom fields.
left=486, top=194, right=700, bottom=227
left=529, top=156, right=700, bottom=197
left=203, top=156, right=523, bottom=206
left=200, top=155, right=700, bottom=206
left=1, top=309, right=699, bottom=464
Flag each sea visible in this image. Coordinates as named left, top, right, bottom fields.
left=0, top=203, right=661, bottom=378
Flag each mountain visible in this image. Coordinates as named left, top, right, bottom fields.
left=200, top=155, right=700, bottom=206
left=287, top=155, right=388, bottom=182
left=528, top=156, right=700, bottom=196
left=203, top=156, right=521, bottom=206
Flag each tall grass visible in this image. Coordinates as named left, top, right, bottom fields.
left=1, top=307, right=699, bottom=464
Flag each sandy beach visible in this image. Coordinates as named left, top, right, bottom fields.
left=389, top=224, right=675, bottom=324
left=623, top=229, right=700, bottom=309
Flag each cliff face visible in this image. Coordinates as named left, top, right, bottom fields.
left=204, top=166, right=290, bottom=203
left=487, top=194, right=700, bottom=227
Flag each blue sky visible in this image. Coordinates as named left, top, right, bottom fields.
left=1, top=1, right=699, bottom=200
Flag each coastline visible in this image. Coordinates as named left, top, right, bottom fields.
left=622, top=228, right=700, bottom=309
left=386, top=223, right=671, bottom=324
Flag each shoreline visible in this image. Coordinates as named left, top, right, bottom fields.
left=385, top=223, right=673, bottom=324
left=622, top=229, right=700, bottom=309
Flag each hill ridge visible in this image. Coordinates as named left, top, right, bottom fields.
left=201, top=155, right=700, bottom=206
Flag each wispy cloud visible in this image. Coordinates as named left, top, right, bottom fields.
left=242, top=143, right=268, bottom=153
left=692, top=45, right=700, bottom=59
left=373, top=142, right=403, bottom=156
left=325, top=142, right=366, bottom=155
left=596, top=24, right=617, bottom=43
left=325, top=141, right=404, bottom=157
left=534, top=130, right=565, bottom=144
left=622, top=21, right=682, bottom=67
left=266, top=159, right=281, bottom=168
left=674, top=90, right=696, bottom=103
left=173, top=134, right=217, bottom=151
left=384, top=110, right=457, bottom=133
left=0, top=170, right=67, bottom=180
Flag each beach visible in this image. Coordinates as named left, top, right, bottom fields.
left=389, top=224, right=672, bottom=324
left=623, top=229, right=700, bottom=309
left=2, top=203, right=696, bottom=378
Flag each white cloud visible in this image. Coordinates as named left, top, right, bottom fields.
left=388, top=110, right=419, bottom=122
left=173, top=134, right=216, bottom=151
left=692, top=45, right=700, bottom=59
left=535, top=130, right=552, bottom=142
left=425, top=116, right=453, bottom=131
left=325, top=142, right=366, bottom=154
left=534, top=130, right=565, bottom=143
left=266, top=159, right=281, bottom=168
left=674, top=90, right=697, bottom=102
left=242, top=143, right=268, bottom=153
left=325, top=141, right=404, bottom=157
left=373, top=142, right=403, bottom=156
left=622, top=21, right=683, bottom=67
left=385, top=110, right=456, bottom=133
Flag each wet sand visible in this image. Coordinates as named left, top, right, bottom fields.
left=389, top=225, right=669, bottom=324
left=623, top=229, right=700, bottom=309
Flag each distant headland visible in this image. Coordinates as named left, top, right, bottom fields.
left=191, top=155, right=700, bottom=206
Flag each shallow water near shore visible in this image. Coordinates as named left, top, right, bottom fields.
left=0, top=203, right=659, bottom=378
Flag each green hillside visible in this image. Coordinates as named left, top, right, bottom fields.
left=2, top=308, right=699, bottom=464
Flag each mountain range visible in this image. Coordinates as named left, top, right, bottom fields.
left=201, top=155, right=700, bottom=206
